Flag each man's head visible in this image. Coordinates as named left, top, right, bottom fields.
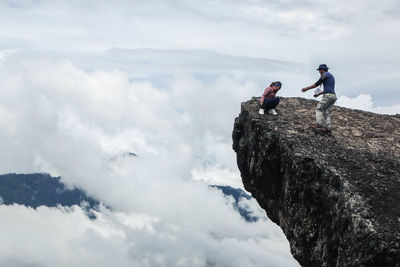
left=317, top=64, right=329, bottom=74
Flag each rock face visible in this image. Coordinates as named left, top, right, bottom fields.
left=232, top=97, right=400, bottom=267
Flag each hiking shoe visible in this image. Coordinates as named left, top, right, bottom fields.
left=321, top=127, right=332, bottom=134
left=311, top=123, right=323, bottom=129
left=258, top=108, right=265, bottom=115
left=312, top=124, right=333, bottom=136
left=268, top=109, right=277, bottom=115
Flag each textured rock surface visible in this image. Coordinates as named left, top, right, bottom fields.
left=232, top=97, right=400, bottom=267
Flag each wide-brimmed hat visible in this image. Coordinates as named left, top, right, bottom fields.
left=317, top=64, right=329, bottom=70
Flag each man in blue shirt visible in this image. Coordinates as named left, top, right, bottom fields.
left=301, top=64, right=337, bottom=134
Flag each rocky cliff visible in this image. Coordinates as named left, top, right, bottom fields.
left=232, top=97, right=400, bottom=267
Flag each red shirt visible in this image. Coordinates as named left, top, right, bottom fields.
left=260, top=86, right=280, bottom=105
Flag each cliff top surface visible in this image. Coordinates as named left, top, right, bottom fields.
left=251, top=97, right=400, bottom=155
left=233, top=97, right=400, bottom=266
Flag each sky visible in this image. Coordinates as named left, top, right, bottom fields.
left=0, top=0, right=399, bottom=266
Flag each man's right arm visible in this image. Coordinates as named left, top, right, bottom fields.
left=302, top=73, right=327, bottom=92
left=302, top=83, right=317, bottom=92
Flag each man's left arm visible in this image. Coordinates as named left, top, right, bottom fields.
left=313, top=91, right=325, bottom=98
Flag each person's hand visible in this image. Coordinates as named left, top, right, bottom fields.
left=301, top=87, right=308, bottom=92
left=313, top=94, right=319, bottom=98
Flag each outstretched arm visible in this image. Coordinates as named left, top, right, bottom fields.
left=302, top=72, right=327, bottom=93
left=301, top=84, right=317, bottom=92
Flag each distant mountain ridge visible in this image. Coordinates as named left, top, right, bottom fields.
left=0, top=173, right=260, bottom=222
left=0, top=173, right=99, bottom=217
left=211, top=185, right=260, bottom=222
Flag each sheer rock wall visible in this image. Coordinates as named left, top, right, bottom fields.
left=232, top=97, right=400, bottom=266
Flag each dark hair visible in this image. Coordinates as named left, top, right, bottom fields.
left=270, top=81, right=282, bottom=87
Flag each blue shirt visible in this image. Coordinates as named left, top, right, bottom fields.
left=315, top=71, right=335, bottom=94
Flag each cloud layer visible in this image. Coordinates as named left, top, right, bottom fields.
left=0, top=204, right=298, bottom=267
left=0, top=53, right=299, bottom=266
left=0, top=0, right=399, bottom=266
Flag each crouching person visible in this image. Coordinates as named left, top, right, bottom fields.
left=259, top=81, right=282, bottom=116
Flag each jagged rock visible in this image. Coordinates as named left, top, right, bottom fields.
left=232, top=97, right=400, bottom=267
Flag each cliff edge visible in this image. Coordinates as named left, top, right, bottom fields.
left=232, top=97, right=400, bottom=266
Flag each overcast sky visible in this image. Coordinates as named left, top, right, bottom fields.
left=0, top=0, right=399, bottom=266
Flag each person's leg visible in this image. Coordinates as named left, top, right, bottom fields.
left=262, top=99, right=273, bottom=110
left=316, top=96, right=328, bottom=126
left=323, top=95, right=337, bottom=129
left=262, top=97, right=279, bottom=110
left=270, top=97, right=280, bottom=109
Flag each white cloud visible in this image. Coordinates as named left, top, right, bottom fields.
left=192, top=165, right=243, bottom=189
left=0, top=53, right=299, bottom=266
left=337, top=94, right=375, bottom=111
left=0, top=203, right=297, bottom=267
left=337, top=94, right=400, bottom=115
left=0, top=0, right=399, bottom=266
